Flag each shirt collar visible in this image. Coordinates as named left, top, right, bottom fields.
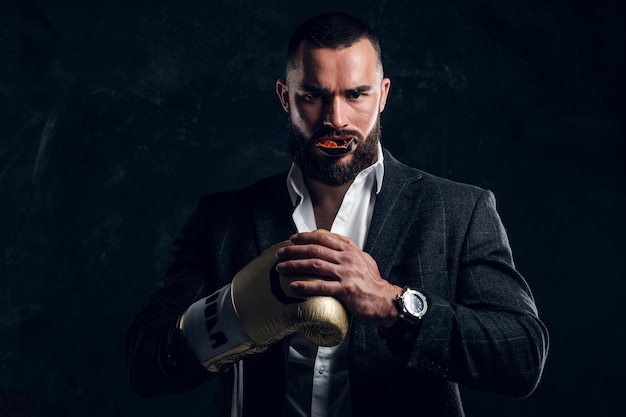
left=287, top=143, right=385, bottom=206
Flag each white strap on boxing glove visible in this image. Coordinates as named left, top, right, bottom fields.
left=179, top=237, right=349, bottom=372
left=179, top=284, right=253, bottom=371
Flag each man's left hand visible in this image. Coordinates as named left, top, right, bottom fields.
left=275, top=231, right=401, bottom=327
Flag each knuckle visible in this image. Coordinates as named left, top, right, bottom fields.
left=342, top=280, right=357, bottom=296
left=311, top=259, right=325, bottom=271
left=337, top=252, right=352, bottom=265
left=311, top=245, right=324, bottom=258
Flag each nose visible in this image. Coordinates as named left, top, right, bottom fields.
left=323, top=96, right=348, bottom=129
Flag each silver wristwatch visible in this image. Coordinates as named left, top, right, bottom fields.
left=379, top=287, right=428, bottom=340
left=396, top=287, right=428, bottom=323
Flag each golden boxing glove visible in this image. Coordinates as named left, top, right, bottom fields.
left=179, top=235, right=349, bottom=372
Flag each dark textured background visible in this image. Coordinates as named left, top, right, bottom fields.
left=1, top=0, right=624, bottom=416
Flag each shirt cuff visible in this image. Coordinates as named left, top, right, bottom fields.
left=181, top=284, right=251, bottom=365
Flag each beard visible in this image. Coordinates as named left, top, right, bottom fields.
left=287, top=117, right=382, bottom=187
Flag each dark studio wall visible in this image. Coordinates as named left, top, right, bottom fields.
left=1, top=0, right=624, bottom=416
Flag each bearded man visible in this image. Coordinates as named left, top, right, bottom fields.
left=125, top=12, right=548, bottom=417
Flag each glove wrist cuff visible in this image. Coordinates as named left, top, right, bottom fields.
left=180, top=285, right=251, bottom=371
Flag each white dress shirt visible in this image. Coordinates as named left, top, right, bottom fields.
left=284, top=145, right=384, bottom=417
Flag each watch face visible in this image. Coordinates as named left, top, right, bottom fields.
left=404, top=292, right=424, bottom=316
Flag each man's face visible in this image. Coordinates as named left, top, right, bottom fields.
left=276, top=39, right=391, bottom=186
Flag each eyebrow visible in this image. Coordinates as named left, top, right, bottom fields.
left=299, top=84, right=374, bottom=93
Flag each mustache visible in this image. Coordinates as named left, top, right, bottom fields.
left=311, top=127, right=363, bottom=141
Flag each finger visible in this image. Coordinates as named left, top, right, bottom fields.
left=276, top=257, right=339, bottom=278
left=276, top=243, right=339, bottom=263
left=289, top=277, right=342, bottom=296
left=332, top=233, right=359, bottom=248
left=289, top=231, right=345, bottom=250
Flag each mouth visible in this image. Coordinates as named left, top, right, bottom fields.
left=315, top=136, right=357, bottom=156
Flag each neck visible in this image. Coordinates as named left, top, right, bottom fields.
left=304, top=176, right=353, bottom=231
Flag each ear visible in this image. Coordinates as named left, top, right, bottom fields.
left=378, top=77, right=391, bottom=113
left=276, top=79, right=289, bottom=113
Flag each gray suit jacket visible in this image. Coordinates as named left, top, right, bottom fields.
left=125, top=150, right=549, bottom=416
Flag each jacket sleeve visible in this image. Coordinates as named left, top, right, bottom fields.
left=123, top=196, right=225, bottom=397
left=404, top=190, right=549, bottom=397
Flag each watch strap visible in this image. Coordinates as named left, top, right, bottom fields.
left=378, top=287, right=427, bottom=340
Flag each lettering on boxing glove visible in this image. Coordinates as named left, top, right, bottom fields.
left=202, top=291, right=227, bottom=349
left=179, top=285, right=253, bottom=371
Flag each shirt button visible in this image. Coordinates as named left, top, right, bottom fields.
left=318, top=366, right=326, bottom=375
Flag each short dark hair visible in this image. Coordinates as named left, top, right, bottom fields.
left=286, top=12, right=382, bottom=73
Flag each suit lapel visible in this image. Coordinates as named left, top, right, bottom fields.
left=350, top=151, right=425, bottom=406
left=365, top=150, right=424, bottom=280
left=249, top=171, right=298, bottom=253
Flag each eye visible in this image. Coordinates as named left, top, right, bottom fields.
left=347, top=91, right=364, bottom=100
left=303, top=92, right=322, bottom=102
